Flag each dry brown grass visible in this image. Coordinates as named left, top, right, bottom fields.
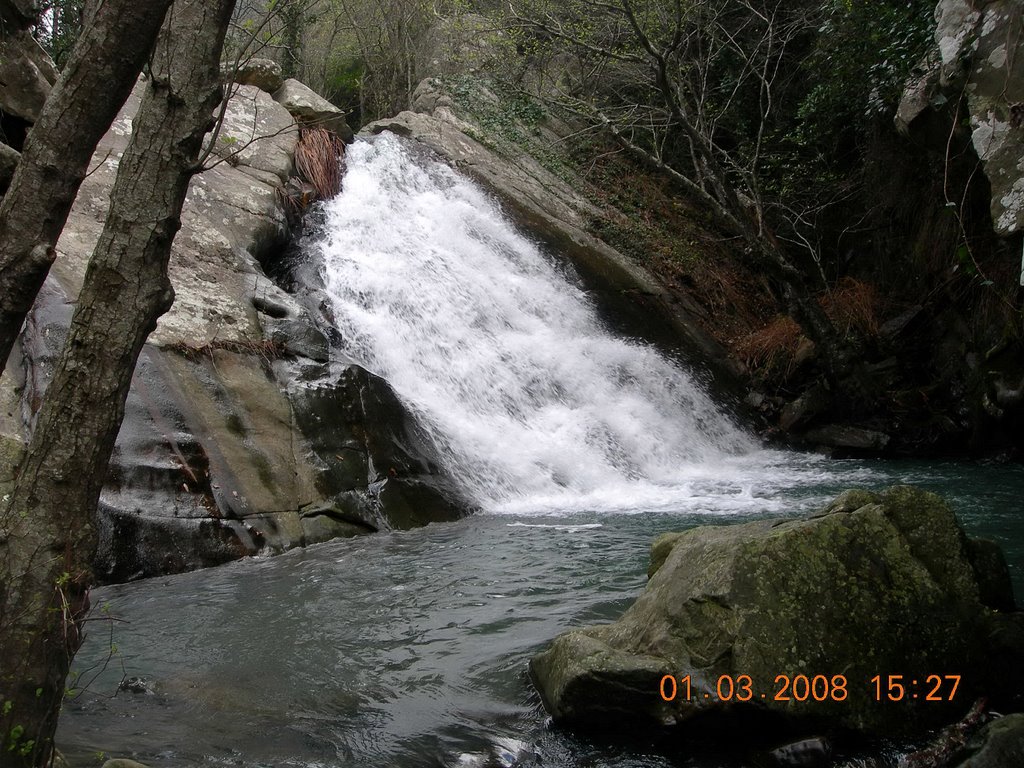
left=295, top=127, right=346, bottom=200
left=732, top=315, right=802, bottom=374
left=821, top=276, right=878, bottom=337
left=732, top=277, right=879, bottom=380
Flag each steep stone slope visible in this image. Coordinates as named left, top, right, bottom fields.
left=1, top=76, right=466, bottom=583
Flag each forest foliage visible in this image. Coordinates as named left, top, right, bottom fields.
left=30, top=0, right=1017, bottom=402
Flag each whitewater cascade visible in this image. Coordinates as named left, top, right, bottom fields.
left=314, top=134, right=789, bottom=515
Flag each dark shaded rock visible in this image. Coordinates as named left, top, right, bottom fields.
left=879, top=305, right=924, bottom=339
left=90, top=348, right=468, bottom=582
left=300, top=502, right=377, bottom=543
left=529, top=486, right=1023, bottom=738
left=0, top=0, right=39, bottom=28
left=966, top=538, right=1017, bottom=612
left=802, top=424, right=890, bottom=452
left=993, top=375, right=1024, bottom=410
left=288, top=362, right=468, bottom=528
left=371, top=476, right=466, bottom=529
left=779, top=384, right=829, bottom=431
left=0, top=141, right=19, bottom=192
left=767, top=737, right=831, bottom=768
left=896, top=55, right=953, bottom=147
left=953, top=713, right=1024, bottom=768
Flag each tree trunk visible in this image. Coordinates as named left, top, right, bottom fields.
left=281, top=0, right=304, bottom=80
left=0, top=0, right=175, bottom=377
left=0, top=0, right=236, bottom=763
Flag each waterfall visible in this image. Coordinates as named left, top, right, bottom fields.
left=313, top=134, right=794, bottom=515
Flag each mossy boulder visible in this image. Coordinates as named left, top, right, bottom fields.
left=529, top=486, right=1022, bottom=738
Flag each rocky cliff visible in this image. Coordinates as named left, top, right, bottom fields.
left=1, top=66, right=466, bottom=583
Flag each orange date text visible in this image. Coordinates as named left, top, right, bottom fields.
left=658, top=674, right=850, bottom=703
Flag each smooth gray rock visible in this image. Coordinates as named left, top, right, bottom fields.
left=1, top=75, right=467, bottom=584
left=802, top=424, right=891, bottom=451
left=273, top=78, right=354, bottom=142
left=51, top=80, right=297, bottom=348
left=0, top=26, right=57, bottom=123
left=224, top=56, right=284, bottom=93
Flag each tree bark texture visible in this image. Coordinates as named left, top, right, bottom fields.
left=0, top=0, right=174, bottom=376
left=0, top=0, right=236, bottom=763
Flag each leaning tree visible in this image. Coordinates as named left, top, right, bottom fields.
left=0, top=0, right=237, bottom=763
left=0, top=0, right=175, bottom=376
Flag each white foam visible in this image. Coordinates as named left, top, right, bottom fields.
left=314, top=135, right=864, bottom=516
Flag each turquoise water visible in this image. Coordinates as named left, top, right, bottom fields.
left=57, top=459, right=1024, bottom=768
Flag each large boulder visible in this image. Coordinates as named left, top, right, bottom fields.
left=0, top=24, right=57, bottom=131
left=93, top=352, right=465, bottom=582
left=273, top=78, right=354, bottom=142
left=1, top=76, right=467, bottom=583
left=223, top=57, right=284, bottom=93
left=0, top=141, right=18, bottom=192
left=530, top=486, right=1023, bottom=738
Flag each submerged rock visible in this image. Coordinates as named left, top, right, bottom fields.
left=767, top=737, right=831, bottom=768
left=529, top=486, right=1023, bottom=738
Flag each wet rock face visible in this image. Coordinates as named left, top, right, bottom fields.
left=93, top=351, right=466, bottom=584
left=1, top=76, right=469, bottom=584
left=529, top=486, right=1023, bottom=739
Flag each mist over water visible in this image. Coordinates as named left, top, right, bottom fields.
left=315, top=134, right=851, bottom=515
